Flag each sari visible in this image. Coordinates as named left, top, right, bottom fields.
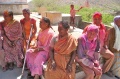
left=26, top=28, right=54, bottom=76
left=0, top=23, right=6, bottom=68
left=20, top=18, right=36, bottom=40
left=45, top=34, right=77, bottom=79
left=1, top=20, right=24, bottom=67
left=77, top=33, right=102, bottom=79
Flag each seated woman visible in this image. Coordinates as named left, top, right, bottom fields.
left=45, top=21, right=78, bottom=79
left=1, top=10, right=24, bottom=70
left=26, top=17, right=55, bottom=79
left=76, top=24, right=102, bottom=79
left=0, top=23, right=7, bottom=71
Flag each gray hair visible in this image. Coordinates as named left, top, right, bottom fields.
left=58, top=21, right=70, bottom=29
left=22, top=8, right=30, bottom=14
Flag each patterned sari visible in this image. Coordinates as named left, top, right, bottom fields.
left=45, top=34, right=77, bottom=79
left=0, top=23, right=6, bottom=68
left=1, top=20, right=24, bottom=67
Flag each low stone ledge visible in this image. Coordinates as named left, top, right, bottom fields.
left=62, top=14, right=82, bottom=27
left=42, top=11, right=62, bottom=25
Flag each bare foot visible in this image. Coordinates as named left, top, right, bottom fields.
left=93, top=67, right=102, bottom=75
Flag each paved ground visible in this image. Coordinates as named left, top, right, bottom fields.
left=0, top=13, right=117, bottom=79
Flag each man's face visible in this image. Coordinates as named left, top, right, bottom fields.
left=115, top=19, right=120, bottom=27
left=93, top=16, right=102, bottom=26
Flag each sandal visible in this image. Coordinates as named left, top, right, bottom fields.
left=9, top=62, right=14, bottom=70
left=2, top=63, right=9, bottom=72
left=17, top=63, right=23, bottom=68
left=27, top=71, right=34, bottom=79
left=2, top=66, right=8, bottom=72
left=115, top=75, right=120, bottom=79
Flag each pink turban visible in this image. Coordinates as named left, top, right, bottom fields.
left=87, top=24, right=99, bottom=33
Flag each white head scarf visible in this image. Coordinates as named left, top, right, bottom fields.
left=111, top=15, right=120, bottom=51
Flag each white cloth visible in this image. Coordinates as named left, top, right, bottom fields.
left=111, top=23, right=120, bottom=51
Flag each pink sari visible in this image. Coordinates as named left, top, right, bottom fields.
left=0, top=23, right=6, bottom=68
left=1, top=20, right=23, bottom=67
left=26, top=28, right=54, bottom=76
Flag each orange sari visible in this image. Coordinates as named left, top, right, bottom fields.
left=20, top=18, right=36, bottom=40
left=45, top=34, right=77, bottom=79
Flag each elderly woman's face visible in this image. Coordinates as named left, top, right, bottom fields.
left=87, top=30, right=98, bottom=41
left=39, top=19, right=48, bottom=30
left=3, top=14, right=12, bottom=21
left=58, top=24, right=68, bottom=37
left=23, top=11, right=30, bottom=18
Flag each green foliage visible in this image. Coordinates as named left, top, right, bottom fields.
left=33, top=0, right=57, bottom=8
left=32, top=0, right=44, bottom=7
left=54, top=5, right=114, bottom=25
left=55, top=5, right=70, bottom=13
left=102, top=14, right=114, bottom=25
left=31, top=0, right=114, bottom=25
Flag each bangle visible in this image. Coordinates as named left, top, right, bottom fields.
left=37, top=48, right=40, bottom=51
left=68, top=64, right=72, bottom=67
left=52, top=60, right=55, bottom=64
left=103, top=45, right=108, bottom=49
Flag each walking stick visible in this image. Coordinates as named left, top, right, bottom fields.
left=17, top=24, right=33, bottom=79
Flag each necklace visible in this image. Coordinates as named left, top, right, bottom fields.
left=5, top=20, right=15, bottom=26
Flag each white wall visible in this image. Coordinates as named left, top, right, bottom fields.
left=0, top=0, right=27, bottom=4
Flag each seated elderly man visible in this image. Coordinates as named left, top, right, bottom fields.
left=107, top=16, right=120, bottom=79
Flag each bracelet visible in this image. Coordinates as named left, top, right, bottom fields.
left=52, top=60, right=55, bottom=64
left=37, top=48, right=40, bottom=51
left=68, top=64, right=72, bottom=67
left=103, top=45, right=108, bottom=49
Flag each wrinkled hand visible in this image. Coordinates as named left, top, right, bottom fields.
left=93, top=66, right=102, bottom=75
left=93, top=60, right=99, bottom=67
left=33, top=48, right=39, bottom=53
left=66, top=64, right=72, bottom=73
left=8, top=41, right=15, bottom=47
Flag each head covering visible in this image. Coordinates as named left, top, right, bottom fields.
left=22, top=8, right=30, bottom=14
left=114, top=15, right=120, bottom=23
left=87, top=24, right=99, bottom=33
left=93, top=12, right=102, bottom=18
left=111, top=16, right=120, bottom=51
left=3, top=10, right=13, bottom=16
